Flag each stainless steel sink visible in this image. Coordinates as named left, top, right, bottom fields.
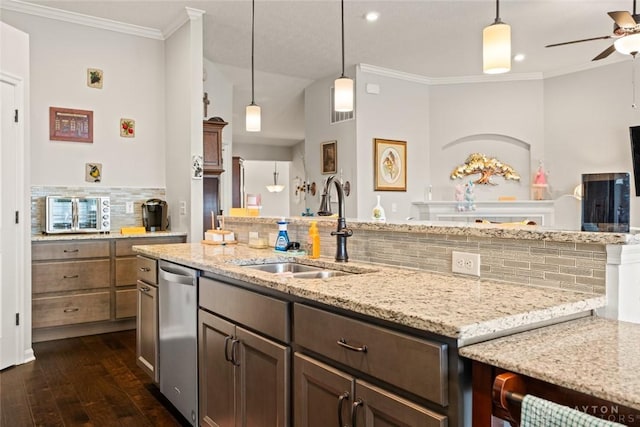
left=242, top=262, right=353, bottom=279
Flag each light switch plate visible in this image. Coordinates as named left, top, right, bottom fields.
left=125, top=201, right=134, bottom=214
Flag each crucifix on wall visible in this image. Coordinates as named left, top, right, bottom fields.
left=203, top=92, right=210, bottom=118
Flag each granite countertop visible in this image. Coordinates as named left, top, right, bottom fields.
left=133, top=242, right=605, bottom=346
left=459, top=316, right=640, bottom=411
left=223, top=215, right=640, bottom=244
left=32, top=231, right=187, bottom=241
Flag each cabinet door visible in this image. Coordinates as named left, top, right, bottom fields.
left=203, top=120, right=226, bottom=173
left=199, top=310, right=236, bottom=427
left=236, top=326, right=289, bottom=427
left=294, top=353, right=353, bottom=427
left=353, top=380, right=447, bottom=427
left=136, top=281, right=158, bottom=382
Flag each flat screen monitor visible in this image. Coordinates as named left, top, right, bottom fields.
left=581, top=172, right=630, bottom=232
left=629, top=126, right=640, bottom=196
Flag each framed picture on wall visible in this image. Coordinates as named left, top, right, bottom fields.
left=374, top=138, right=407, bottom=191
left=49, top=107, right=93, bottom=143
left=321, top=140, right=337, bottom=174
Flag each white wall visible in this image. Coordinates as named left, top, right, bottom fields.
left=2, top=11, right=165, bottom=188
left=356, top=67, right=431, bottom=222
left=243, top=160, right=290, bottom=217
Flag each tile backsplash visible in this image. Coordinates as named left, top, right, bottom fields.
left=31, top=186, right=166, bottom=235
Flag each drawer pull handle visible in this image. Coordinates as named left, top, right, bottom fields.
left=337, top=338, right=368, bottom=353
left=139, top=267, right=151, bottom=272
left=63, top=249, right=79, bottom=253
left=351, top=399, right=363, bottom=427
left=230, top=339, right=241, bottom=367
left=63, top=308, right=79, bottom=313
left=337, top=392, right=349, bottom=427
left=139, top=286, right=151, bottom=292
left=224, top=336, right=233, bottom=362
left=63, top=275, right=79, bottom=279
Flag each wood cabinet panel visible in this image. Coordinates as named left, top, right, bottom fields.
left=137, top=255, right=158, bottom=284
left=137, top=281, right=159, bottom=382
left=115, top=257, right=137, bottom=286
left=116, top=289, right=137, bottom=318
left=32, top=240, right=110, bottom=261
left=294, top=303, right=448, bottom=405
left=33, top=292, right=110, bottom=328
left=115, top=236, right=185, bottom=257
left=32, top=259, right=110, bottom=293
left=203, top=119, right=227, bottom=174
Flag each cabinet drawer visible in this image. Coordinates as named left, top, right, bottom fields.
left=33, top=292, right=110, bottom=328
left=32, top=241, right=110, bottom=261
left=116, top=289, right=137, bottom=318
left=294, top=304, right=448, bottom=406
left=136, top=255, right=157, bottom=284
left=32, top=259, right=110, bottom=293
left=116, top=236, right=185, bottom=257
left=115, top=257, right=137, bottom=286
left=199, top=277, right=289, bottom=343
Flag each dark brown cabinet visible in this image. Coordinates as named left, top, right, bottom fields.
left=232, top=156, right=244, bottom=208
left=203, top=119, right=227, bottom=174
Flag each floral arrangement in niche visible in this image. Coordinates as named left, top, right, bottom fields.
left=450, top=153, right=520, bottom=185
left=120, top=118, right=135, bottom=138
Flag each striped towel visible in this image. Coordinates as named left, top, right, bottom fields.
left=521, top=395, right=626, bottom=427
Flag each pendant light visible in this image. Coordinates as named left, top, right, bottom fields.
left=483, top=0, right=511, bottom=74
left=334, top=0, right=354, bottom=112
left=266, top=162, right=285, bottom=193
left=246, top=0, right=261, bottom=132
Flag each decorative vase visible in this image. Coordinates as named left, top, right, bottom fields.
left=372, top=195, right=386, bottom=223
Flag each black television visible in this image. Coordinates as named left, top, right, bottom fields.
left=629, top=125, right=640, bottom=196
left=581, top=172, right=630, bottom=232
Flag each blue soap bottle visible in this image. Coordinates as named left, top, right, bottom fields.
left=275, top=219, right=289, bottom=251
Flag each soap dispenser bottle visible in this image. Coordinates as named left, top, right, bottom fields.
left=275, top=219, right=290, bottom=251
left=308, top=221, right=320, bottom=259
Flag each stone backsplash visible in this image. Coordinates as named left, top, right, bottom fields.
left=31, top=186, right=166, bottom=235
left=226, top=218, right=607, bottom=295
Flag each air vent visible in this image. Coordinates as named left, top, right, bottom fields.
left=330, top=87, right=354, bottom=124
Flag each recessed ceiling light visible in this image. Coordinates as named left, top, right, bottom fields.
left=365, top=11, right=379, bottom=22
left=513, top=53, right=526, bottom=62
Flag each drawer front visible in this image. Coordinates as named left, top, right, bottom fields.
left=294, top=304, right=448, bottom=406
left=199, top=277, right=289, bottom=343
left=115, top=257, right=138, bottom=286
left=32, top=241, right=110, bottom=261
left=32, top=259, right=111, bottom=293
left=116, top=289, right=137, bottom=318
left=116, top=236, right=185, bottom=257
left=33, top=292, right=110, bottom=328
left=136, top=255, right=157, bottom=284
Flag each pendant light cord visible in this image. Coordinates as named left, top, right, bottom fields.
left=340, top=0, right=346, bottom=78
left=494, top=0, right=502, bottom=24
left=250, top=0, right=256, bottom=105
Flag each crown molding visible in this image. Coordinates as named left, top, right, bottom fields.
left=162, top=7, right=206, bottom=38
left=0, top=0, right=164, bottom=40
left=359, top=64, right=433, bottom=85
left=543, top=55, right=628, bottom=79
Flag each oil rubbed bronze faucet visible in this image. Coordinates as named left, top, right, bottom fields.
left=329, top=177, right=353, bottom=262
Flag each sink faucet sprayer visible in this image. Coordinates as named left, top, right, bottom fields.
left=329, top=176, right=352, bottom=262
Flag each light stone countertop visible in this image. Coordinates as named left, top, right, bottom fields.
left=31, top=231, right=187, bottom=241
left=459, top=316, right=640, bottom=412
left=223, top=216, right=640, bottom=244
left=133, top=242, right=605, bottom=346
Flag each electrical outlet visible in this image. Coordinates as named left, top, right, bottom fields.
left=179, top=201, right=187, bottom=215
left=452, top=251, right=481, bottom=277
left=391, top=203, right=398, bottom=213
left=125, top=201, right=134, bottom=214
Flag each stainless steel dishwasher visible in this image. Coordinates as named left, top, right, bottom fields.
left=158, top=260, right=199, bottom=426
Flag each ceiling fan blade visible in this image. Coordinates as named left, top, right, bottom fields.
left=592, top=44, right=617, bottom=61
left=608, top=11, right=637, bottom=29
left=546, top=35, right=612, bottom=48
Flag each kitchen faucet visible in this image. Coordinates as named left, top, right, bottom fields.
left=329, top=177, right=353, bottom=262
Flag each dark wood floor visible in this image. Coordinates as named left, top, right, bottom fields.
left=0, top=330, right=189, bottom=427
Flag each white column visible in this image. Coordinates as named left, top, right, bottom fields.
left=604, top=244, right=640, bottom=324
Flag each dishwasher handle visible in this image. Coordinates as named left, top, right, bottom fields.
left=159, top=265, right=196, bottom=285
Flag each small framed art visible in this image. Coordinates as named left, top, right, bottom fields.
left=321, top=140, right=337, bottom=174
left=374, top=138, right=407, bottom=191
left=49, top=107, right=93, bottom=143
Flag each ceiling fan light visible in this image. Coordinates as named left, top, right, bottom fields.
left=614, top=33, right=640, bottom=55
left=334, top=76, right=354, bottom=112
left=483, top=21, right=511, bottom=74
left=246, top=103, right=261, bottom=132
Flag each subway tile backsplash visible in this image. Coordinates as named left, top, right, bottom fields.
left=31, top=186, right=166, bottom=235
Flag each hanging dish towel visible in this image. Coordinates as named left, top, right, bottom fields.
left=521, top=395, right=626, bottom=427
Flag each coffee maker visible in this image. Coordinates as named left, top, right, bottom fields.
left=142, top=199, right=169, bottom=231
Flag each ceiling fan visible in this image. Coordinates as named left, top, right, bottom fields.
left=546, top=0, right=640, bottom=61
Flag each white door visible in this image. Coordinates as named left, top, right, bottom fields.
left=0, top=76, right=19, bottom=370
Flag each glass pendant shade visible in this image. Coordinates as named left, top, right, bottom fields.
left=483, top=21, right=511, bottom=74
left=266, top=163, right=284, bottom=193
left=615, top=33, right=640, bottom=55
left=246, top=104, right=261, bottom=132
left=334, top=76, right=354, bottom=112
